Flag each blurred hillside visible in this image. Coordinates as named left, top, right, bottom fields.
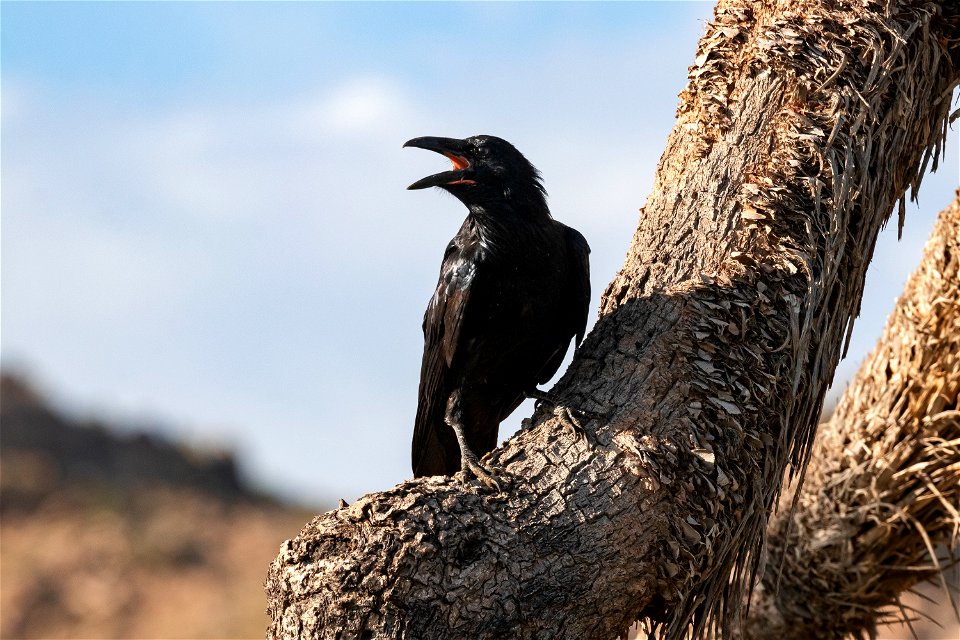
left=3, top=373, right=955, bottom=638
left=0, top=374, right=322, bottom=639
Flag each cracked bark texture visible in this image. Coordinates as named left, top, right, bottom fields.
left=266, top=1, right=960, bottom=638
left=740, top=194, right=960, bottom=640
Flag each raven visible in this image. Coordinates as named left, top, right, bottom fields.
left=404, top=135, right=591, bottom=489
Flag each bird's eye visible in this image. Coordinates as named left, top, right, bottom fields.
left=476, top=146, right=490, bottom=158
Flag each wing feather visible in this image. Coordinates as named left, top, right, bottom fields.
left=412, top=242, right=476, bottom=476
left=566, top=225, right=591, bottom=347
left=532, top=224, right=591, bottom=386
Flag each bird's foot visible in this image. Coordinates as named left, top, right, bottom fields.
left=457, top=452, right=504, bottom=492
left=445, top=392, right=507, bottom=491
left=526, top=389, right=604, bottom=441
left=564, top=405, right=605, bottom=423
left=554, top=405, right=589, bottom=440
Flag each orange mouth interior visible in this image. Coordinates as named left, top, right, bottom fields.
left=443, top=152, right=475, bottom=185
left=444, top=152, right=470, bottom=171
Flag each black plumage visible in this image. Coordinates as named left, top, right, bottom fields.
left=404, top=135, right=590, bottom=488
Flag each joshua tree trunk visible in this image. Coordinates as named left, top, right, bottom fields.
left=266, top=1, right=959, bottom=639
left=740, top=195, right=960, bottom=640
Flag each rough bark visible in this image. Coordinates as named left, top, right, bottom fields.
left=740, top=195, right=960, bottom=640
left=266, top=2, right=960, bottom=639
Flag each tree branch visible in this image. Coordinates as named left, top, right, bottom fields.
left=266, top=2, right=960, bottom=638
left=741, top=194, right=960, bottom=640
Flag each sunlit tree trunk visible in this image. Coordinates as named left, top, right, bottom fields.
left=741, top=195, right=960, bottom=640
left=266, top=2, right=959, bottom=638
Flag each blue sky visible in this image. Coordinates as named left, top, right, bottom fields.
left=2, top=1, right=957, bottom=505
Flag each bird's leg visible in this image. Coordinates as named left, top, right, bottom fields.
left=524, top=388, right=604, bottom=439
left=445, top=393, right=502, bottom=491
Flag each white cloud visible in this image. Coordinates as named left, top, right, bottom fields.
left=1, top=82, right=28, bottom=125
left=291, top=76, right=416, bottom=139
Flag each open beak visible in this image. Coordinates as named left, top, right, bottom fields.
left=403, top=136, right=476, bottom=190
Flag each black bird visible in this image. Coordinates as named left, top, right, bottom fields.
left=404, top=135, right=591, bottom=488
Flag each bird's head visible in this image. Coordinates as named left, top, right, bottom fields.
left=403, top=135, right=547, bottom=213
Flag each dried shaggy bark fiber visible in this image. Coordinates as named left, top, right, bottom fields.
left=605, top=0, right=959, bottom=636
left=740, top=195, right=960, bottom=640
left=266, top=2, right=959, bottom=639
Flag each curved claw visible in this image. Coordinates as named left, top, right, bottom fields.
left=554, top=405, right=587, bottom=439
left=458, top=451, right=504, bottom=491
